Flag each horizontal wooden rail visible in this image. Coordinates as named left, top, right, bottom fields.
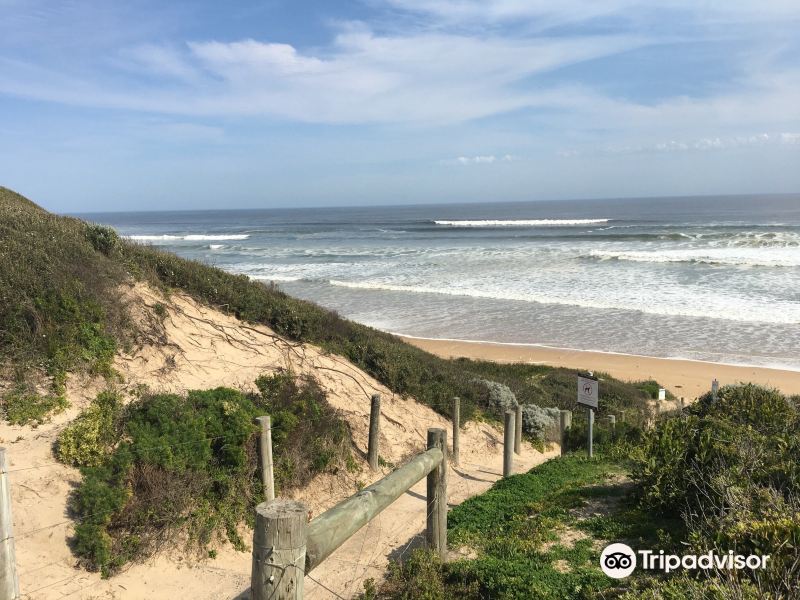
left=304, top=446, right=444, bottom=572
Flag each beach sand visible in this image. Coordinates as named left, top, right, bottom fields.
left=401, top=336, right=800, bottom=398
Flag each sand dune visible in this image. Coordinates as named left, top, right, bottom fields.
left=2, top=284, right=553, bottom=599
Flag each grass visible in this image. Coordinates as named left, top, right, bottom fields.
left=365, top=454, right=685, bottom=600
left=1, top=185, right=659, bottom=428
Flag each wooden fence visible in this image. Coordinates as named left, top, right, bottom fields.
left=251, top=427, right=448, bottom=599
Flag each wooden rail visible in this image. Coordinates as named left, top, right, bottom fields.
left=252, top=428, right=448, bottom=599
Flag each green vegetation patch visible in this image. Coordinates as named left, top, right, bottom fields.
left=0, top=187, right=126, bottom=416
left=364, top=455, right=682, bottom=600
left=631, top=383, right=800, bottom=597
left=65, top=373, right=351, bottom=576
left=3, top=385, right=69, bottom=425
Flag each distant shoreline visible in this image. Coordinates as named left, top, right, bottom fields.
left=400, top=334, right=800, bottom=397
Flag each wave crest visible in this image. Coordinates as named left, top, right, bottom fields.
left=127, top=234, right=250, bottom=241
left=587, top=248, right=800, bottom=267
left=434, top=219, right=609, bottom=227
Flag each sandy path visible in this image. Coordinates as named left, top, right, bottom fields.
left=402, top=336, right=800, bottom=398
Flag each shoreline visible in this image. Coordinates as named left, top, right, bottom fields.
left=400, top=335, right=800, bottom=397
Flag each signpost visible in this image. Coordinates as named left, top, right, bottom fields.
left=577, top=374, right=599, bottom=458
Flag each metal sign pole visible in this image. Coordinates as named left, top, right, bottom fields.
left=588, top=408, right=594, bottom=458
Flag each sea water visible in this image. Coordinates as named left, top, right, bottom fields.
left=82, top=194, right=800, bottom=370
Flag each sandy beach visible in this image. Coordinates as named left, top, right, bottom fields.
left=401, top=336, right=800, bottom=398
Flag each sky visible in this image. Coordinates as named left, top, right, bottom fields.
left=0, top=0, right=799, bottom=212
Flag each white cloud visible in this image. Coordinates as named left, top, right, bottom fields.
left=0, top=30, right=642, bottom=124
left=447, top=154, right=517, bottom=165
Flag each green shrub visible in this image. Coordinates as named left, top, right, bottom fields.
left=66, top=373, right=352, bottom=575
left=359, top=549, right=448, bottom=600
left=3, top=387, right=68, bottom=425
left=620, top=574, right=761, bottom=600
left=254, top=371, right=351, bottom=490
left=70, top=388, right=259, bottom=574
left=631, top=384, right=800, bottom=597
left=85, top=223, right=121, bottom=257
left=57, top=390, right=123, bottom=467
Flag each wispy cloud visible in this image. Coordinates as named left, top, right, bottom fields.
left=443, top=154, right=517, bottom=165
left=0, top=27, right=643, bottom=124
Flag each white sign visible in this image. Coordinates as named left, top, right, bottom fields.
left=658, top=388, right=666, bottom=401
left=577, top=375, right=599, bottom=409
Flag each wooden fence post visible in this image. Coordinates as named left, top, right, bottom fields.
left=452, top=397, right=460, bottom=466
left=368, top=394, right=381, bottom=471
left=503, top=411, right=515, bottom=477
left=426, top=428, right=447, bottom=561
left=559, top=410, right=572, bottom=456
left=0, top=449, right=20, bottom=600
left=251, top=499, right=308, bottom=600
left=256, top=416, right=275, bottom=502
left=608, top=414, right=616, bottom=439
left=679, top=397, right=685, bottom=410
left=514, top=404, right=522, bottom=455
left=711, top=379, right=719, bottom=401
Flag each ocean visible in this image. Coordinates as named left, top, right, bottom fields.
left=82, top=194, right=800, bottom=371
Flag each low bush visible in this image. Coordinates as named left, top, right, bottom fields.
left=67, top=373, right=351, bottom=576
left=520, top=404, right=561, bottom=441
left=631, top=384, right=800, bottom=597
left=254, top=371, right=351, bottom=491
left=2, top=387, right=69, bottom=425
left=57, top=390, right=123, bottom=467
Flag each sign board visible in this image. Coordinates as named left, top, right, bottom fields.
left=658, top=388, right=666, bottom=401
left=577, top=375, right=599, bottom=409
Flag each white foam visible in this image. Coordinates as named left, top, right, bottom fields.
left=209, top=244, right=225, bottom=249
left=327, top=279, right=799, bottom=324
left=434, top=219, right=609, bottom=227
left=250, top=275, right=304, bottom=282
left=588, top=247, right=800, bottom=267
left=126, top=234, right=249, bottom=241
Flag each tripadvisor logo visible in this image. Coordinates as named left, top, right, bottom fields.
left=600, top=543, right=770, bottom=579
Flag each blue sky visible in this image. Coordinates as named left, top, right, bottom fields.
left=1, top=0, right=799, bottom=212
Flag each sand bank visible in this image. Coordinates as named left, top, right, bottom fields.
left=401, top=336, right=800, bottom=398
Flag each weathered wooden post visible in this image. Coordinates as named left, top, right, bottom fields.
left=503, top=411, right=515, bottom=477
left=251, top=499, right=308, bottom=600
left=514, top=404, right=523, bottom=455
left=619, top=409, right=626, bottom=424
left=711, top=379, right=719, bottom=401
left=256, top=416, right=275, bottom=502
left=679, top=397, right=685, bottom=410
left=559, top=410, right=572, bottom=456
left=608, top=414, right=616, bottom=439
left=0, top=449, right=19, bottom=600
left=452, top=397, right=460, bottom=466
left=426, top=428, right=447, bottom=560
left=368, top=394, right=381, bottom=471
